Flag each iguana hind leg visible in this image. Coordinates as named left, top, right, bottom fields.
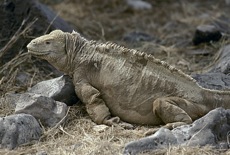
left=146, top=97, right=203, bottom=136
left=153, top=97, right=194, bottom=125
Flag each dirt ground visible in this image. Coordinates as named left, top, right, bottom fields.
left=1, top=0, right=230, bottom=154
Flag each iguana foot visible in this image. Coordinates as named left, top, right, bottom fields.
left=144, top=127, right=161, bottom=136
left=164, top=122, right=188, bottom=129
left=103, top=116, right=120, bottom=126
left=144, top=122, right=188, bottom=136
left=102, top=116, right=134, bottom=129
left=119, top=121, right=134, bottom=129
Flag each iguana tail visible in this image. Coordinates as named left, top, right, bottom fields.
left=201, top=89, right=230, bottom=110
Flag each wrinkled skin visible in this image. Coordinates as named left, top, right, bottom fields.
left=27, top=30, right=230, bottom=134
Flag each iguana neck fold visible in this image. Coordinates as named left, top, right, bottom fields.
left=63, top=32, right=88, bottom=76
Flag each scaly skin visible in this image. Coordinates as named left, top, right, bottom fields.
left=27, top=30, right=230, bottom=132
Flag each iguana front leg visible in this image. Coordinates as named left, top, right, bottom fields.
left=74, top=81, right=116, bottom=125
left=74, top=81, right=133, bottom=129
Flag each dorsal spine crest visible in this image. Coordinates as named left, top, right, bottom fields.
left=80, top=35, right=199, bottom=86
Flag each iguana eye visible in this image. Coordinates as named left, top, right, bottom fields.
left=45, top=41, right=50, bottom=45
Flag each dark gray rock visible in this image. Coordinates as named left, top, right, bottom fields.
left=28, top=75, right=79, bottom=106
left=124, top=108, right=230, bottom=155
left=207, top=44, right=230, bottom=74
left=191, top=45, right=230, bottom=91
left=173, top=108, right=230, bottom=148
left=193, top=25, right=222, bottom=45
left=0, top=0, right=73, bottom=71
left=0, top=114, right=42, bottom=149
left=15, top=93, right=68, bottom=127
left=1, top=75, right=78, bottom=109
left=124, top=128, right=177, bottom=155
left=192, top=73, right=230, bottom=90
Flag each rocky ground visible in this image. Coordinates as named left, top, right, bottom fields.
left=1, top=0, right=230, bottom=154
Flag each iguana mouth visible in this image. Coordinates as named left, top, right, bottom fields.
left=28, top=49, right=49, bottom=56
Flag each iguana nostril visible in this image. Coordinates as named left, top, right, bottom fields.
left=27, top=41, right=35, bottom=49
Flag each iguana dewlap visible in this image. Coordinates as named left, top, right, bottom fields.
left=27, top=30, right=230, bottom=130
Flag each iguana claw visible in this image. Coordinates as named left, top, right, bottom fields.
left=103, top=117, right=134, bottom=129
left=103, top=116, right=120, bottom=126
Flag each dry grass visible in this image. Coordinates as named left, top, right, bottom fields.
left=1, top=0, right=230, bottom=155
left=2, top=104, right=229, bottom=155
left=0, top=104, right=144, bottom=155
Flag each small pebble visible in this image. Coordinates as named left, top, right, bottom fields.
left=93, top=124, right=109, bottom=133
left=193, top=25, right=222, bottom=45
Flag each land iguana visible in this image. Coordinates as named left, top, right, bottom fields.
left=27, top=30, right=230, bottom=133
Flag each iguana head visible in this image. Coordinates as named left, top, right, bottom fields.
left=27, top=30, right=66, bottom=60
left=27, top=30, right=73, bottom=73
left=27, top=29, right=88, bottom=74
